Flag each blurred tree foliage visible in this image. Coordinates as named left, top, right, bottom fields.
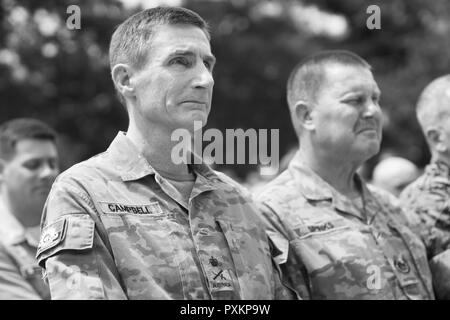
left=0, top=0, right=449, bottom=179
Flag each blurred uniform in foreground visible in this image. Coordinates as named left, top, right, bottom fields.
left=36, top=7, right=293, bottom=300
left=372, top=156, right=420, bottom=197
left=0, top=118, right=59, bottom=299
left=400, top=75, right=450, bottom=299
left=256, top=51, right=434, bottom=299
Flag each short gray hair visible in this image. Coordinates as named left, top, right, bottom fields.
left=416, top=74, right=450, bottom=135
left=109, top=6, right=210, bottom=105
left=286, top=50, right=371, bottom=110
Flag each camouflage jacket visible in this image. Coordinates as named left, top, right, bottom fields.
left=256, top=154, right=434, bottom=300
left=36, top=132, right=292, bottom=300
left=0, top=201, right=50, bottom=299
left=399, top=161, right=450, bottom=299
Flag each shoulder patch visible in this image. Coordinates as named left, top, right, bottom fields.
left=37, top=218, right=67, bottom=256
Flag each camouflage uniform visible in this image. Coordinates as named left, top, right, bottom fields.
left=399, top=161, right=450, bottom=299
left=0, top=201, right=50, bottom=299
left=37, top=132, right=292, bottom=300
left=256, top=153, right=434, bottom=300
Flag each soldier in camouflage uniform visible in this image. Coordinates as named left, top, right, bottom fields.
left=37, top=7, right=293, bottom=300
left=256, top=51, right=435, bottom=299
left=0, top=118, right=59, bottom=299
left=399, top=75, right=450, bottom=299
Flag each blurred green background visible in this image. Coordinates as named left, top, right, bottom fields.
left=1, top=0, right=449, bottom=181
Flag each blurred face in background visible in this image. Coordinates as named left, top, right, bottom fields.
left=0, top=138, right=59, bottom=211
left=310, top=63, right=383, bottom=166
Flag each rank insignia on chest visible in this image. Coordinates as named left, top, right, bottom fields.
left=209, top=256, right=219, bottom=267
left=394, top=257, right=411, bottom=274
left=207, top=268, right=234, bottom=291
left=204, top=256, right=235, bottom=293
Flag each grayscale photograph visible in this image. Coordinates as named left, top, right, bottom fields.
left=0, top=0, right=449, bottom=309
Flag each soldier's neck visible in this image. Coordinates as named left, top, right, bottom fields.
left=126, top=122, right=191, bottom=177
left=298, top=148, right=360, bottom=199
left=0, top=191, right=42, bottom=228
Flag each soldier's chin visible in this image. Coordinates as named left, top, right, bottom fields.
left=360, top=143, right=380, bottom=161
left=183, top=118, right=208, bottom=132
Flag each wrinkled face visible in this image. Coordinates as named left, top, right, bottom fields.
left=1, top=139, right=59, bottom=209
left=131, top=24, right=215, bottom=132
left=310, top=64, right=383, bottom=164
left=440, top=113, right=450, bottom=158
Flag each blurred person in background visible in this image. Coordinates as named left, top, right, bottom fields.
left=399, top=75, right=450, bottom=299
left=256, top=50, right=434, bottom=299
left=371, top=156, right=420, bottom=197
left=0, top=118, right=59, bottom=299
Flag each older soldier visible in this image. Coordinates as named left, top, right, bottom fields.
left=0, top=118, right=59, bottom=299
left=256, top=50, right=434, bottom=299
left=36, top=7, right=292, bottom=300
left=399, top=75, right=450, bottom=299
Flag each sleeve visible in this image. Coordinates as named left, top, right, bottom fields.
left=255, top=200, right=310, bottom=299
left=399, top=183, right=450, bottom=255
left=255, top=201, right=290, bottom=264
left=0, top=244, right=42, bottom=300
left=36, top=178, right=128, bottom=300
left=400, top=184, right=450, bottom=299
left=267, top=238, right=300, bottom=300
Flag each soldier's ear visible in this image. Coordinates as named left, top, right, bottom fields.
left=293, top=100, right=315, bottom=131
left=111, top=64, right=135, bottom=101
left=426, top=128, right=447, bottom=153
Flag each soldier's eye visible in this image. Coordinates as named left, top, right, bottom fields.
left=345, top=97, right=364, bottom=105
left=23, top=160, right=41, bottom=171
left=48, top=159, right=58, bottom=170
left=170, top=57, right=190, bottom=67
left=372, top=95, right=380, bottom=104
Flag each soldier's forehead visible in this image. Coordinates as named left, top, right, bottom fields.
left=322, top=64, right=378, bottom=94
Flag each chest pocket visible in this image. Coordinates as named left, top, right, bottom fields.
left=289, top=218, right=395, bottom=299
left=98, top=204, right=188, bottom=299
left=386, top=220, right=434, bottom=300
left=215, top=219, right=274, bottom=299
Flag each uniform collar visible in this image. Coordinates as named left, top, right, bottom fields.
left=108, top=132, right=221, bottom=191
left=288, top=152, right=333, bottom=201
left=288, top=152, right=380, bottom=221
left=0, top=200, right=40, bottom=247
left=190, top=161, right=221, bottom=198
left=107, top=132, right=156, bottom=181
